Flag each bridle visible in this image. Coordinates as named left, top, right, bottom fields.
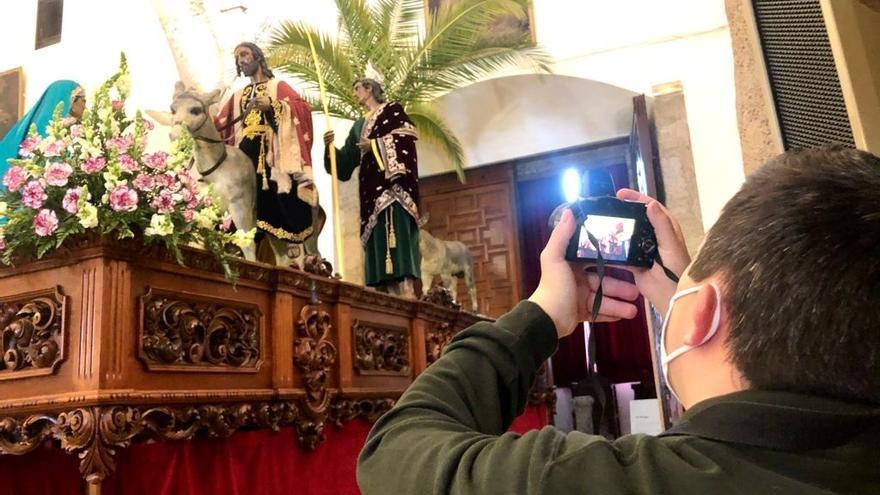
left=179, top=95, right=244, bottom=179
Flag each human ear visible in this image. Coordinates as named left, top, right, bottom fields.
left=684, top=284, right=721, bottom=346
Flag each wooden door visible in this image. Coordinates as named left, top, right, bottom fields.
left=419, top=164, right=522, bottom=318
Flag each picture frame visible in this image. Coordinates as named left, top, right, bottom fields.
left=424, top=0, right=536, bottom=45
left=0, top=67, right=25, bottom=141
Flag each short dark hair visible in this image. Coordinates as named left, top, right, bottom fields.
left=689, top=146, right=880, bottom=403
left=354, top=78, right=386, bottom=103
left=235, top=42, right=274, bottom=79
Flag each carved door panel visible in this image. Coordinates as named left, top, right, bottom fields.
left=420, top=165, right=522, bottom=318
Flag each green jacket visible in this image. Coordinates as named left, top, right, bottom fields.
left=358, top=301, right=880, bottom=494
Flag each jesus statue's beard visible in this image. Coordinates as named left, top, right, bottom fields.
left=240, top=60, right=260, bottom=77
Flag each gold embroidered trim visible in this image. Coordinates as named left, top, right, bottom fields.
left=360, top=184, right=419, bottom=248
left=257, top=220, right=314, bottom=242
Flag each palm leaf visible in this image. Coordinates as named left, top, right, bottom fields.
left=407, top=102, right=465, bottom=182
left=268, top=0, right=552, bottom=182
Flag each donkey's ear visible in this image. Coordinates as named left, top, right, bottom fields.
left=173, top=81, right=186, bottom=96
left=418, top=212, right=430, bottom=228
left=204, top=89, right=222, bottom=104
left=145, top=109, right=173, bottom=127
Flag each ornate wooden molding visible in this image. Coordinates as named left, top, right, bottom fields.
left=353, top=321, right=410, bottom=376
left=328, top=398, right=395, bottom=427
left=0, top=396, right=395, bottom=483
left=425, top=322, right=457, bottom=366
left=338, top=284, right=416, bottom=313
left=138, top=288, right=262, bottom=372
left=421, top=286, right=460, bottom=311
left=294, top=301, right=337, bottom=417
left=0, top=287, right=67, bottom=380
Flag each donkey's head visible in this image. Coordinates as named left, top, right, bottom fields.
left=146, top=81, right=222, bottom=139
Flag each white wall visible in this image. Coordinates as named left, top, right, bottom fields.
left=420, top=0, right=745, bottom=230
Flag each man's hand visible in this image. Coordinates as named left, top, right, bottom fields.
left=323, top=130, right=335, bottom=147
left=357, top=138, right=371, bottom=153
left=616, top=188, right=691, bottom=314
left=528, top=209, right=640, bottom=338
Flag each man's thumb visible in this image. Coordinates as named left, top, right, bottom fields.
left=545, top=209, right=575, bottom=260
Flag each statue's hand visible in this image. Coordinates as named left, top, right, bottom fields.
left=248, top=96, right=272, bottom=112
left=357, top=139, right=371, bottom=153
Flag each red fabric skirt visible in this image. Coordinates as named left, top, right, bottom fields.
left=0, top=405, right=549, bottom=495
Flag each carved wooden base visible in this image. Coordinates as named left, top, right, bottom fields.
left=0, top=396, right=395, bottom=483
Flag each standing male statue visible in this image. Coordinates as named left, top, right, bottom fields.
left=323, top=78, right=421, bottom=296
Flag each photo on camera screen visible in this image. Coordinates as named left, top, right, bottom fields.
left=576, top=215, right=636, bottom=262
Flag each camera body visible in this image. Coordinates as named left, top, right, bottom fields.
left=550, top=196, right=657, bottom=268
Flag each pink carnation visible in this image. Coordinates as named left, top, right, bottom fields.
left=109, top=185, right=138, bottom=212
left=118, top=154, right=138, bottom=173
left=22, top=181, right=48, bottom=209
left=106, top=135, right=133, bottom=154
left=81, top=157, right=107, bottom=174
left=132, top=174, right=155, bottom=192
left=183, top=210, right=194, bottom=223
left=62, top=188, right=81, bottom=214
left=143, top=152, right=168, bottom=171
left=150, top=189, right=176, bottom=214
left=155, top=173, right=176, bottom=189
left=45, top=162, right=74, bottom=187
left=43, top=140, right=64, bottom=158
left=69, top=125, right=83, bottom=139
left=141, top=118, right=155, bottom=131
left=2, top=166, right=27, bottom=192
left=18, top=135, right=41, bottom=157
left=221, top=213, right=233, bottom=232
left=33, top=209, right=59, bottom=237
left=111, top=100, right=124, bottom=111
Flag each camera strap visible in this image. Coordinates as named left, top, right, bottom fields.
left=584, top=230, right=680, bottom=374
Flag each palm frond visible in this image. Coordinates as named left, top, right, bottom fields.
left=396, top=0, right=536, bottom=102
left=417, top=45, right=553, bottom=100
left=334, top=0, right=376, bottom=70
left=407, top=102, right=465, bottom=182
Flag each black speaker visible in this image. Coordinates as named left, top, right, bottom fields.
left=751, top=0, right=856, bottom=149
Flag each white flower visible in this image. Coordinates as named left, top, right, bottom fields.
left=77, top=203, right=99, bottom=229
left=145, top=214, right=174, bottom=237
left=231, top=228, right=256, bottom=249
left=193, top=208, right=219, bottom=230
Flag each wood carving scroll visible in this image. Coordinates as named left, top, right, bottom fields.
left=139, top=288, right=261, bottom=371
left=293, top=301, right=337, bottom=417
left=0, top=287, right=67, bottom=378
left=353, top=321, right=410, bottom=376
left=425, top=322, right=456, bottom=366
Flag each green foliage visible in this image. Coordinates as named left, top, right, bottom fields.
left=268, top=0, right=551, bottom=179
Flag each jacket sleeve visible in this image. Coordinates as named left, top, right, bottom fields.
left=357, top=301, right=611, bottom=494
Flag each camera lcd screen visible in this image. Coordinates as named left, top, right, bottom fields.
left=576, top=214, right=636, bottom=262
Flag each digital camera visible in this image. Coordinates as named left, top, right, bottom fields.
left=549, top=196, right=657, bottom=268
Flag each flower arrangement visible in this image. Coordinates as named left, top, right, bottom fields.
left=0, top=55, right=254, bottom=280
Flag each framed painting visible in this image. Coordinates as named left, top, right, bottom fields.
left=424, top=0, right=536, bottom=44
left=0, top=67, right=25, bottom=141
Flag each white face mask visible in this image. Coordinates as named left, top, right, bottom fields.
left=660, top=283, right=721, bottom=405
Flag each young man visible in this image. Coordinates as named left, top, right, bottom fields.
left=357, top=146, right=880, bottom=494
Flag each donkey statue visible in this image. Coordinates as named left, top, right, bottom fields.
left=149, top=82, right=324, bottom=266
left=419, top=229, right=479, bottom=313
